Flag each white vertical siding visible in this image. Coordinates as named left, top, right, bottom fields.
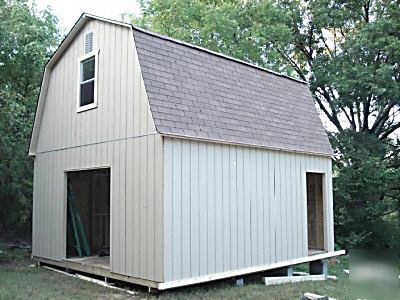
left=163, top=137, right=334, bottom=282
left=32, top=19, right=164, bottom=282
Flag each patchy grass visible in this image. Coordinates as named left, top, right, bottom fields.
left=0, top=244, right=350, bottom=299
left=158, top=257, right=351, bottom=300
left=0, top=243, right=130, bottom=299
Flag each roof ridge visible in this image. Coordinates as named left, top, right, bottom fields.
left=131, top=25, right=307, bottom=85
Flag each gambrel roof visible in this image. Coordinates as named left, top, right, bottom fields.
left=133, top=27, right=332, bottom=155
left=29, top=13, right=332, bottom=156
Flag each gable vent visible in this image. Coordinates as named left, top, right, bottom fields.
left=84, top=31, right=94, bottom=54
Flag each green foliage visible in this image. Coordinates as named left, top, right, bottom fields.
left=0, top=0, right=60, bottom=239
left=134, top=0, right=294, bottom=72
left=137, top=0, right=400, bottom=249
left=332, top=131, right=400, bottom=249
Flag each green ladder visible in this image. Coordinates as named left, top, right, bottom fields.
left=67, top=182, right=91, bottom=257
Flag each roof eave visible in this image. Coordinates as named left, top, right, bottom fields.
left=158, top=132, right=334, bottom=157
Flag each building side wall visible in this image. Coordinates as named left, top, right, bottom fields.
left=163, top=137, right=334, bottom=282
left=32, top=19, right=164, bottom=282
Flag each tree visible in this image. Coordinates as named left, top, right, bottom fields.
left=135, top=0, right=400, bottom=248
left=0, top=0, right=60, bottom=239
left=275, top=0, right=400, bottom=249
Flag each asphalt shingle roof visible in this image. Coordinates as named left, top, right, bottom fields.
left=132, top=26, right=333, bottom=155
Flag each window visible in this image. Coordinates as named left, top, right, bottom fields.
left=79, top=56, right=96, bottom=106
left=77, top=31, right=97, bottom=112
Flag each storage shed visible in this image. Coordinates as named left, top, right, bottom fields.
left=29, top=13, right=344, bottom=290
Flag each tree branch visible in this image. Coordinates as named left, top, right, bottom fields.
left=380, top=123, right=400, bottom=140
left=370, top=101, right=397, bottom=134
left=315, top=89, right=344, bottom=131
left=362, top=96, right=371, bottom=132
left=356, top=102, right=362, bottom=131
left=363, top=0, right=371, bottom=23
left=276, top=48, right=307, bottom=81
left=317, top=30, right=333, bottom=58
left=349, top=106, right=357, bottom=130
left=339, top=105, right=354, bottom=128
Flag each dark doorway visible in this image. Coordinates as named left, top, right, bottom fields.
left=66, top=168, right=110, bottom=259
left=306, top=173, right=324, bottom=251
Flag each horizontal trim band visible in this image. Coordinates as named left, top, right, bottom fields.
left=160, top=132, right=333, bottom=157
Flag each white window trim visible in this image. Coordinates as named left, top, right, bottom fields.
left=77, top=50, right=98, bottom=113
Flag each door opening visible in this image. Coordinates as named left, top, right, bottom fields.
left=306, top=172, right=324, bottom=252
left=66, top=168, right=110, bottom=267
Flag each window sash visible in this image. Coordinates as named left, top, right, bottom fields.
left=80, top=77, right=95, bottom=85
left=77, top=50, right=98, bottom=112
left=80, top=56, right=95, bottom=83
left=80, top=80, right=95, bottom=106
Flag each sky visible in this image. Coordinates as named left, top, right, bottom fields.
left=34, top=0, right=141, bottom=32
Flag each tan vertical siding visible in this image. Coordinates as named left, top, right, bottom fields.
left=163, top=137, right=334, bottom=282
left=32, top=19, right=163, bottom=282
left=36, top=20, right=155, bottom=153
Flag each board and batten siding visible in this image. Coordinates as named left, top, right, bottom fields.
left=163, top=137, right=334, bottom=282
left=32, top=19, right=164, bottom=282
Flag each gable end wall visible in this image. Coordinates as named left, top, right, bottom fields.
left=32, top=19, right=164, bottom=282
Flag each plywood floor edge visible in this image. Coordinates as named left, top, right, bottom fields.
left=33, top=256, right=160, bottom=289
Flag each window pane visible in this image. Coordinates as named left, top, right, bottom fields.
left=80, top=81, right=94, bottom=106
left=82, top=57, right=95, bottom=82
